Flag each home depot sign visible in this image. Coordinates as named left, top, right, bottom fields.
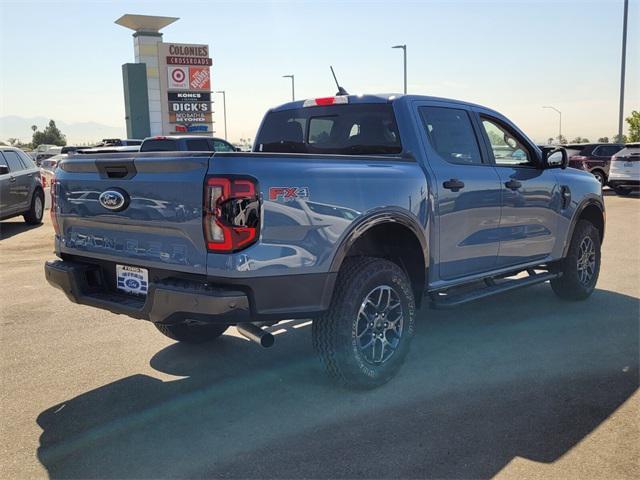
left=167, top=66, right=210, bottom=90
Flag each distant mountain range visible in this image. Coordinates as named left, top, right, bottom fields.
left=0, top=116, right=125, bottom=145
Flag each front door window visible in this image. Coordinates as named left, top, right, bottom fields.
left=481, top=119, right=535, bottom=167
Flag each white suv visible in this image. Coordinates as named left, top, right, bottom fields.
left=609, top=143, right=640, bottom=196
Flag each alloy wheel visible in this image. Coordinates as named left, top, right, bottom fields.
left=576, top=236, right=596, bottom=285
left=355, top=285, right=404, bottom=365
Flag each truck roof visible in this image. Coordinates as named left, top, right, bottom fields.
left=270, top=93, right=499, bottom=114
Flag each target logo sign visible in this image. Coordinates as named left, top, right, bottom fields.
left=168, top=66, right=189, bottom=89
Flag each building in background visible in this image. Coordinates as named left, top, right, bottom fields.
left=116, top=14, right=214, bottom=138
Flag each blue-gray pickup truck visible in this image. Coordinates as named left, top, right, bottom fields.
left=45, top=94, right=604, bottom=388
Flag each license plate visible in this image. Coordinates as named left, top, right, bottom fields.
left=116, top=265, right=148, bottom=296
left=624, top=162, right=633, bottom=167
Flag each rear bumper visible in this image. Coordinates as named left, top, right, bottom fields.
left=44, top=259, right=251, bottom=324
left=45, top=257, right=337, bottom=324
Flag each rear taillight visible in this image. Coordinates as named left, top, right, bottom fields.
left=204, top=177, right=260, bottom=252
left=50, top=177, right=59, bottom=235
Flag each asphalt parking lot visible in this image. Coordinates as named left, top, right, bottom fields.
left=1, top=192, right=638, bottom=479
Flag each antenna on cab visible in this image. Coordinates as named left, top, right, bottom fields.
left=330, top=66, right=349, bottom=96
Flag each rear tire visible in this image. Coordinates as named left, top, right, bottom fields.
left=23, top=189, right=44, bottom=225
left=313, top=257, right=416, bottom=389
left=154, top=322, right=228, bottom=344
left=550, top=220, right=600, bottom=300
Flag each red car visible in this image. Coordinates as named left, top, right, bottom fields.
left=567, top=143, right=624, bottom=186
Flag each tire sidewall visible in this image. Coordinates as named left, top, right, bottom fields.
left=34, top=190, right=44, bottom=221
left=337, top=260, right=416, bottom=386
left=560, top=221, right=601, bottom=297
left=592, top=171, right=605, bottom=186
left=24, top=189, right=44, bottom=224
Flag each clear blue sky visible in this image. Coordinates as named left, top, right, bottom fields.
left=1, top=0, right=638, bottom=143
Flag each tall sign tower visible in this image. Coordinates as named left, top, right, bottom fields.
left=116, top=14, right=214, bottom=138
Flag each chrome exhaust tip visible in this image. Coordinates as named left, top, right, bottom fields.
left=236, top=322, right=275, bottom=348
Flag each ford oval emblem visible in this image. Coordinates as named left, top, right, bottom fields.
left=99, top=189, right=128, bottom=211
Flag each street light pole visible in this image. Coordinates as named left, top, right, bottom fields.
left=618, top=0, right=629, bottom=141
left=543, top=106, right=562, bottom=142
left=215, top=90, right=227, bottom=140
left=392, top=44, right=407, bottom=94
left=283, top=74, right=295, bottom=101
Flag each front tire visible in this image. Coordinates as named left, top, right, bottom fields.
left=591, top=170, right=606, bottom=187
left=550, top=220, right=601, bottom=300
left=24, top=189, right=44, bottom=225
left=313, top=257, right=416, bottom=389
left=155, top=321, right=228, bottom=344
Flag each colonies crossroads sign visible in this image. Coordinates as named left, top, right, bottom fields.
left=166, top=44, right=213, bottom=66
left=159, top=42, right=213, bottom=132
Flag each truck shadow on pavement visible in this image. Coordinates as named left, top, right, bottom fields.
left=36, top=285, right=639, bottom=479
left=603, top=189, right=640, bottom=198
left=0, top=220, right=42, bottom=240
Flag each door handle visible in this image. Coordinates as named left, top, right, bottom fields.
left=9, top=176, right=16, bottom=183
left=561, top=185, right=571, bottom=208
left=443, top=179, right=465, bottom=192
left=505, top=179, right=522, bottom=190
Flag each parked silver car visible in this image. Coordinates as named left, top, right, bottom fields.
left=0, top=147, right=45, bottom=224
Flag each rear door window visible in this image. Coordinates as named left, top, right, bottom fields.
left=256, top=103, right=402, bottom=155
left=593, top=145, right=623, bottom=157
left=2, top=151, right=26, bottom=172
left=17, top=151, right=35, bottom=168
left=419, top=107, right=483, bottom=165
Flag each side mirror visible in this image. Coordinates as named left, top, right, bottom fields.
left=544, top=147, right=568, bottom=169
left=0, top=165, right=9, bottom=175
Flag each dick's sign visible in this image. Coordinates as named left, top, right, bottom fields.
left=169, top=102, right=210, bottom=112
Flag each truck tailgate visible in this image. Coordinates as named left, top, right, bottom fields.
left=54, top=152, right=211, bottom=275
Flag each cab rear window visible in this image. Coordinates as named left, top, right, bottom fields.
left=140, top=139, right=178, bottom=152
left=255, top=104, right=402, bottom=155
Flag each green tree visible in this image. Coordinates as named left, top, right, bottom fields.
left=547, top=137, right=554, bottom=144
left=488, top=130, right=506, bottom=145
left=612, top=133, right=628, bottom=144
left=31, top=120, right=67, bottom=148
left=625, top=111, right=640, bottom=142
left=597, top=137, right=609, bottom=143
left=570, top=137, right=590, bottom=143
left=557, top=134, right=567, bottom=145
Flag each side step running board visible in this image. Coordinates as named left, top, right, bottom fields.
left=431, top=271, right=559, bottom=309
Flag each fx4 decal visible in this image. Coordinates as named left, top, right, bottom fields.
left=269, top=187, right=310, bottom=202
